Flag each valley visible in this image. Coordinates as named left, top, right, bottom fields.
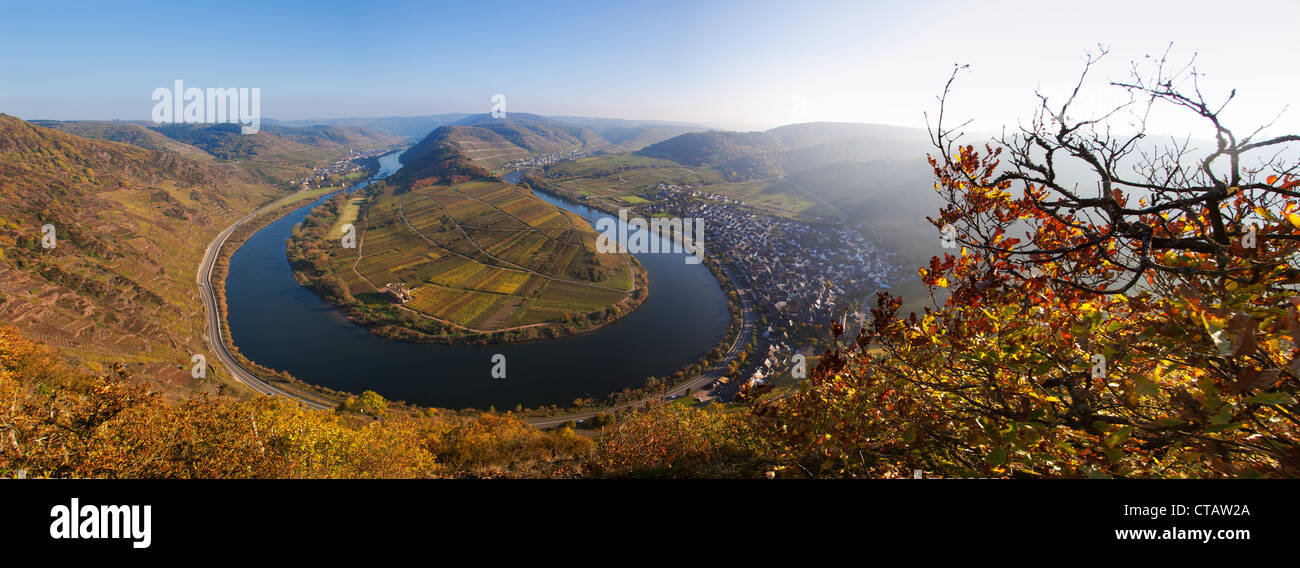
left=4, top=1, right=1294, bottom=489
left=0, top=109, right=947, bottom=412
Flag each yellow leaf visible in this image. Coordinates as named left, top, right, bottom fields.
left=934, top=277, right=949, bottom=288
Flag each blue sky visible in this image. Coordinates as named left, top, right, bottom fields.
left=2, top=0, right=1297, bottom=136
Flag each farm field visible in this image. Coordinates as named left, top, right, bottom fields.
left=327, top=196, right=365, bottom=239
left=344, top=178, right=640, bottom=332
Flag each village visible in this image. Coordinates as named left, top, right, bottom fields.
left=643, top=182, right=898, bottom=392
left=502, top=149, right=594, bottom=171
left=292, top=149, right=388, bottom=190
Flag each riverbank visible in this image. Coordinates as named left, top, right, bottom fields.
left=223, top=157, right=731, bottom=412
left=208, top=184, right=368, bottom=406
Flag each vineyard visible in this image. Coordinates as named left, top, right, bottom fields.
left=305, top=177, right=642, bottom=334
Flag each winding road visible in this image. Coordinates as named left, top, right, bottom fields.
left=196, top=203, right=336, bottom=410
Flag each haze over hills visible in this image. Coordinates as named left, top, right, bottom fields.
left=441, top=113, right=607, bottom=168
left=542, top=115, right=710, bottom=153
left=637, top=122, right=935, bottom=181
left=265, top=114, right=471, bottom=141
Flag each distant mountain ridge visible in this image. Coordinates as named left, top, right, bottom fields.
left=265, top=114, right=471, bottom=141
left=636, top=122, right=934, bottom=181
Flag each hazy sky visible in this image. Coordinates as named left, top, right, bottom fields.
left=2, top=0, right=1296, bottom=138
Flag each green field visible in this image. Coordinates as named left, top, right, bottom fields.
left=327, top=196, right=364, bottom=239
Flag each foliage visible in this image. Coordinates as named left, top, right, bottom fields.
left=589, top=403, right=772, bottom=478
left=750, top=53, right=1300, bottom=478
left=0, top=326, right=592, bottom=478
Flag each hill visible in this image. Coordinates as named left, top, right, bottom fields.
left=636, top=130, right=781, bottom=166
left=430, top=114, right=608, bottom=168
left=391, top=129, right=494, bottom=184
left=30, top=120, right=217, bottom=161
left=544, top=116, right=708, bottom=152
left=636, top=122, right=933, bottom=181
left=0, top=114, right=285, bottom=396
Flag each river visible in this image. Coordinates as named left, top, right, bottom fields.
left=223, top=152, right=730, bottom=409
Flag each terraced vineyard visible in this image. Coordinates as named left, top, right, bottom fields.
left=301, top=177, right=644, bottom=339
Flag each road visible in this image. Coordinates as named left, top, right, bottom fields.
left=525, top=264, right=757, bottom=428
left=196, top=203, right=336, bottom=410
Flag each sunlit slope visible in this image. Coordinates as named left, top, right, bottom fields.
left=0, top=114, right=283, bottom=394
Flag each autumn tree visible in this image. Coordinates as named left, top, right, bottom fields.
left=757, top=49, right=1300, bottom=478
